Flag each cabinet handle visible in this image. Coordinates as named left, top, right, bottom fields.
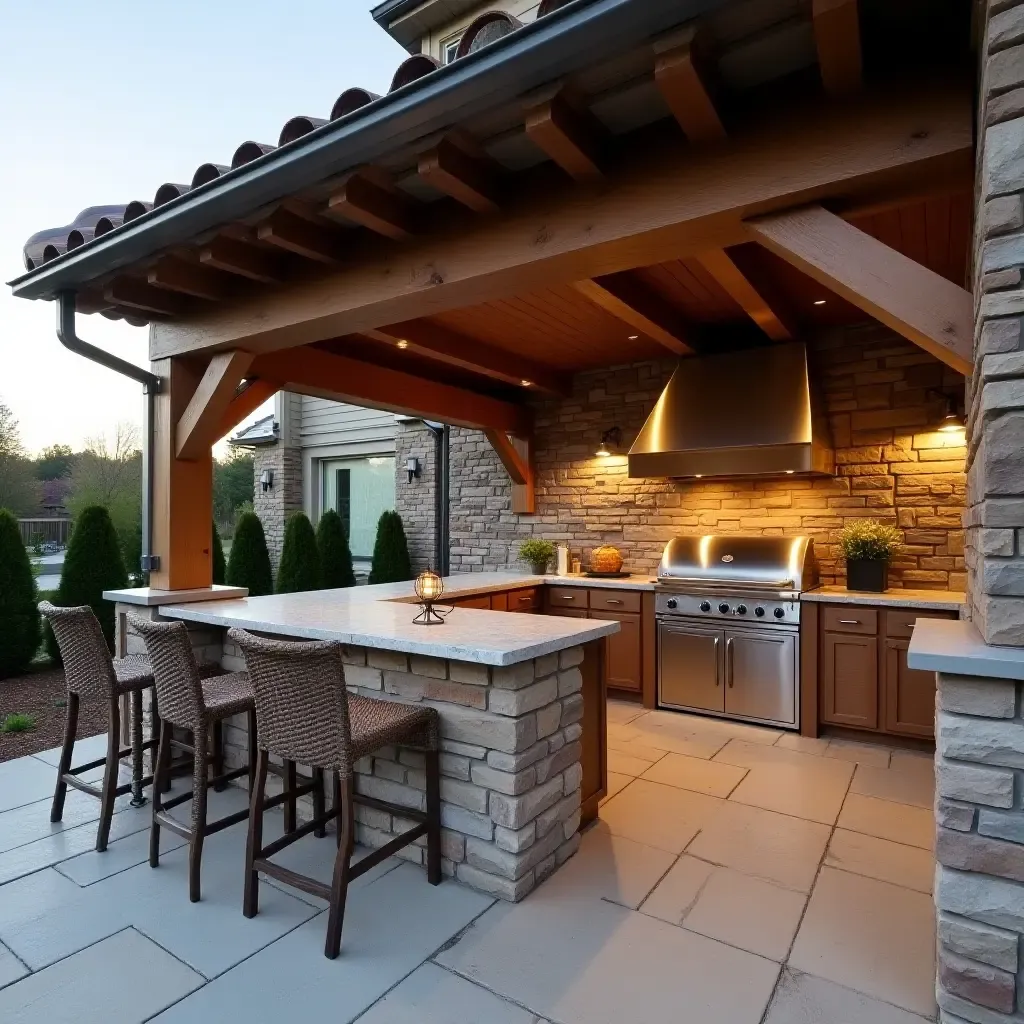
left=714, top=637, right=721, bottom=685
left=726, top=637, right=734, bottom=687
left=605, top=598, right=623, bottom=605
left=518, top=595, right=531, bottom=602
left=560, top=595, right=574, bottom=600
left=838, top=619, right=861, bottom=625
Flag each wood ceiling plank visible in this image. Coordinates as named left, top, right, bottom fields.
left=813, top=0, right=863, bottom=98
left=419, top=136, right=502, bottom=213
left=148, top=258, right=229, bottom=301
left=176, top=350, right=254, bottom=460
left=325, top=168, right=416, bottom=240
left=924, top=196, right=952, bottom=284
left=525, top=89, right=606, bottom=181
left=747, top=204, right=971, bottom=374
left=199, top=237, right=285, bottom=284
left=696, top=249, right=793, bottom=340
left=898, top=202, right=929, bottom=269
left=257, top=209, right=345, bottom=263
left=654, top=26, right=727, bottom=143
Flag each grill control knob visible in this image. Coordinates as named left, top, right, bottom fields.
left=699, top=601, right=711, bottom=613
left=735, top=604, right=747, bottom=615
left=667, top=599, right=678, bottom=610
left=754, top=606, right=766, bottom=617
left=774, top=607, right=786, bottom=619
left=718, top=602, right=730, bottom=614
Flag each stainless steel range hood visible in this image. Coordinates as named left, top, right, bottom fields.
left=628, top=342, right=834, bottom=479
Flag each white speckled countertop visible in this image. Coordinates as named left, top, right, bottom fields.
left=106, top=572, right=632, bottom=666
left=801, top=586, right=964, bottom=611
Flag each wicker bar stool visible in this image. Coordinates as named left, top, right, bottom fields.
left=229, top=629, right=442, bottom=959
left=130, top=615, right=321, bottom=902
left=39, top=601, right=161, bottom=853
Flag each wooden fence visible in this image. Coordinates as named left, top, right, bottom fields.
left=18, top=518, right=72, bottom=547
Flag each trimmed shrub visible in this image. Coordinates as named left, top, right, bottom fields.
left=0, top=508, right=40, bottom=678
left=276, top=512, right=321, bottom=594
left=226, top=511, right=273, bottom=597
left=368, top=510, right=413, bottom=584
left=316, top=509, right=356, bottom=589
left=211, top=523, right=226, bottom=586
left=47, top=505, right=127, bottom=661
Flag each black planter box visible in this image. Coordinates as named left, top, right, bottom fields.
left=846, top=558, right=888, bottom=593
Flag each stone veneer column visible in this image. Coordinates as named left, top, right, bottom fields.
left=253, top=443, right=302, bottom=572
left=394, top=418, right=437, bottom=573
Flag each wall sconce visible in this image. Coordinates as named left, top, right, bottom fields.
left=406, top=457, right=421, bottom=483
left=595, top=427, right=622, bottom=458
left=928, top=391, right=966, bottom=434
left=412, top=568, right=447, bottom=625
left=259, top=469, right=274, bottom=492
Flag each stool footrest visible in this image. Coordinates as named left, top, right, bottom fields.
left=355, top=793, right=428, bottom=824
left=351, top=823, right=428, bottom=879
left=253, top=859, right=331, bottom=902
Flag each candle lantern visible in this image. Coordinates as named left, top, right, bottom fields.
left=412, top=568, right=446, bottom=625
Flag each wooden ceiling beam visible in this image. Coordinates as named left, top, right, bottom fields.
left=813, top=0, right=863, bottom=98
left=525, top=88, right=606, bottom=181
left=104, top=278, right=187, bottom=317
left=251, top=347, right=531, bottom=435
left=324, top=168, right=415, bottom=240
left=696, top=249, right=793, bottom=341
left=654, top=26, right=726, bottom=143
left=367, top=320, right=569, bottom=395
left=149, top=83, right=972, bottom=359
left=484, top=431, right=534, bottom=514
left=176, top=350, right=254, bottom=460
left=418, top=135, right=502, bottom=213
left=199, top=237, right=285, bottom=284
left=257, top=208, right=345, bottom=263
left=574, top=274, right=696, bottom=355
left=747, top=204, right=971, bottom=374
left=148, top=258, right=229, bottom=301
left=217, top=377, right=280, bottom=441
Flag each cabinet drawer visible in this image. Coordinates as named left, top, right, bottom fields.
left=589, top=589, right=642, bottom=613
left=508, top=587, right=541, bottom=612
left=453, top=594, right=491, bottom=609
left=547, top=587, right=588, bottom=610
left=822, top=606, right=878, bottom=635
left=885, top=608, right=955, bottom=639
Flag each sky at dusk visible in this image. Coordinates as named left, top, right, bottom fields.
left=0, top=0, right=408, bottom=456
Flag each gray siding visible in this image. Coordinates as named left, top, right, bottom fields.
left=298, top=396, right=396, bottom=449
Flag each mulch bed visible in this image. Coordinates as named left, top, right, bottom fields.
left=0, top=666, right=105, bottom=764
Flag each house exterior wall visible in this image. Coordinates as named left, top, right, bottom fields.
left=419, top=1, right=542, bottom=61
left=396, top=419, right=438, bottom=573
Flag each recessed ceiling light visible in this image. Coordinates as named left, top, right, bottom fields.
left=520, top=379, right=533, bottom=388
left=813, top=300, right=827, bottom=306
left=694, top=474, right=703, bottom=478
left=628, top=335, right=639, bottom=340
left=785, top=470, right=795, bottom=474
left=396, top=339, right=409, bottom=349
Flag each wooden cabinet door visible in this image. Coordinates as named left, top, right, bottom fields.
left=821, top=632, right=879, bottom=729
left=883, top=638, right=936, bottom=738
left=490, top=591, right=509, bottom=611
left=452, top=594, right=491, bottom=609
left=590, top=610, right=642, bottom=692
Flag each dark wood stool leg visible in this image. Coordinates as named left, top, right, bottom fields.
left=130, top=687, right=146, bottom=806
left=284, top=760, right=297, bottom=834
left=189, top=726, right=209, bottom=903
left=243, top=748, right=269, bottom=919
left=247, top=709, right=258, bottom=792
left=95, top=696, right=122, bottom=852
left=50, top=692, right=79, bottom=823
left=325, top=774, right=354, bottom=959
left=425, top=749, right=442, bottom=885
left=333, top=772, right=343, bottom=849
left=153, top=694, right=172, bottom=794
left=150, top=717, right=172, bottom=868
left=212, top=721, right=226, bottom=792
left=312, top=768, right=326, bottom=838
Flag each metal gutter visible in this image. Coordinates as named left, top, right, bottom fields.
left=10, top=0, right=729, bottom=302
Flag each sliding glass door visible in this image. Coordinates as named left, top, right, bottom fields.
left=320, top=455, right=395, bottom=560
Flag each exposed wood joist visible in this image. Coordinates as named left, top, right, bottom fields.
left=747, top=204, right=971, bottom=374
left=813, top=0, right=862, bottom=98
left=653, top=26, right=726, bottom=143
left=324, top=168, right=415, bottom=240
left=524, top=87, right=606, bottom=181
left=150, top=84, right=972, bottom=359
left=251, top=347, right=531, bottom=435
left=366, top=320, right=569, bottom=395
left=105, top=278, right=186, bottom=317
left=696, top=249, right=793, bottom=340
left=418, top=134, right=502, bottom=213
left=257, top=208, right=345, bottom=263
left=199, top=237, right=285, bottom=284
left=484, top=430, right=535, bottom=514
left=148, top=258, right=229, bottom=301
left=176, top=350, right=254, bottom=460
left=573, top=274, right=696, bottom=355
left=217, top=378, right=280, bottom=440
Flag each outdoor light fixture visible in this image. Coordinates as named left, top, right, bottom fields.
left=929, top=391, right=966, bottom=433
left=628, top=334, right=639, bottom=340
left=396, top=339, right=409, bottom=349
left=412, top=568, right=446, bottom=625
left=259, top=469, right=273, bottom=492
left=520, top=379, right=533, bottom=388
left=813, top=300, right=827, bottom=306
left=406, top=457, right=421, bottom=483
left=595, top=426, right=622, bottom=458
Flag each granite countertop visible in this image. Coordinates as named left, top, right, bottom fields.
left=801, top=586, right=965, bottom=611
left=909, top=618, right=1024, bottom=681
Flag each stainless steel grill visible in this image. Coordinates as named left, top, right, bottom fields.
left=655, top=534, right=818, bottom=730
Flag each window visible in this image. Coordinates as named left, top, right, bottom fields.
left=442, top=35, right=462, bottom=64
left=321, top=456, right=395, bottom=559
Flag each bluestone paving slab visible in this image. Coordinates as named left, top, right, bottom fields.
left=0, top=868, right=83, bottom=933
left=56, top=822, right=187, bottom=886
left=0, top=927, right=203, bottom=1024
left=0, top=755, right=62, bottom=812
left=0, top=791, right=106, bottom=856
left=0, top=942, right=27, bottom=991
left=150, top=863, right=493, bottom=1023
left=32, top=732, right=109, bottom=768
left=355, top=962, right=540, bottom=1023
left=763, top=968, right=933, bottom=1024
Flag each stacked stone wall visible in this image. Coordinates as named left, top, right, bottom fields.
left=395, top=421, right=437, bottom=573
left=253, top=445, right=303, bottom=574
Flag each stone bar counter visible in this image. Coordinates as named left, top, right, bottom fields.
left=106, top=574, right=619, bottom=902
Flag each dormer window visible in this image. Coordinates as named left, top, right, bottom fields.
left=442, top=35, right=462, bottom=64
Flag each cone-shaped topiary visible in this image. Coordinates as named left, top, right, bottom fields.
left=276, top=512, right=321, bottom=593
left=47, top=505, right=127, bottom=662
left=226, top=511, right=274, bottom=597
left=211, top=523, right=226, bottom=586
left=316, top=509, right=356, bottom=589
left=0, top=508, right=40, bottom=678
left=368, top=510, right=413, bottom=584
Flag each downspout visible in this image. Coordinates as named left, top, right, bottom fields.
left=423, top=421, right=450, bottom=576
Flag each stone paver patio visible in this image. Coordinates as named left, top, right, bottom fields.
left=0, top=704, right=937, bottom=1022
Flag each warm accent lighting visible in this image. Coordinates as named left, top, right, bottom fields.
left=412, top=569, right=446, bottom=626
left=520, top=379, right=533, bottom=388
left=396, top=339, right=409, bottom=349
left=595, top=426, right=622, bottom=458
left=930, top=390, right=966, bottom=434
left=694, top=474, right=703, bottom=478
left=785, top=470, right=795, bottom=474
left=813, top=300, right=827, bottom=306
left=627, top=334, right=639, bottom=340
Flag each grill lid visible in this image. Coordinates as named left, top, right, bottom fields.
left=657, top=535, right=817, bottom=592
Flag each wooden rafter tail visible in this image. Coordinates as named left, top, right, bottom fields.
left=746, top=204, right=971, bottom=374
left=484, top=430, right=535, bottom=514
left=324, top=168, right=415, bottom=240
left=418, top=135, right=502, bottom=213
left=217, top=378, right=279, bottom=440
left=813, top=0, right=862, bottom=98
left=104, top=278, right=187, bottom=317
left=696, top=249, right=793, bottom=341
left=199, top=237, right=285, bottom=284
left=257, top=209, right=345, bottom=263
left=148, top=258, right=229, bottom=301
left=653, top=26, right=726, bottom=143
left=176, top=350, right=255, bottom=460
left=525, top=87, right=606, bottom=181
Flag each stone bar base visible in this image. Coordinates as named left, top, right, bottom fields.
left=936, top=671, right=1024, bottom=1021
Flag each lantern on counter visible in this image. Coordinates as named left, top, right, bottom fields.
left=412, top=568, right=446, bottom=625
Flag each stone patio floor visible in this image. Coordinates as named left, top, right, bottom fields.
left=0, top=701, right=937, bottom=1023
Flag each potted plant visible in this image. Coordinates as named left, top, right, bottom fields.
left=519, top=538, right=555, bottom=575
left=838, top=520, right=903, bottom=593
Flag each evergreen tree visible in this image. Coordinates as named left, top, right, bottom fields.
left=316, top=509, right=356, bottom=589
left=211, top=523, right=226, bottom=586
left=0, top=508, right=40, bottom=678
left=368, top=510, right=413, bottom=584
left=276, top=512, right=321, bottom=593
left=226, top=511, right=273, bottom=597
left=47, top=505, right=127, bottom=662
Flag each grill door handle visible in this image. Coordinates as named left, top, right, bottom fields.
left=726, top=637, right=734, bottom=687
